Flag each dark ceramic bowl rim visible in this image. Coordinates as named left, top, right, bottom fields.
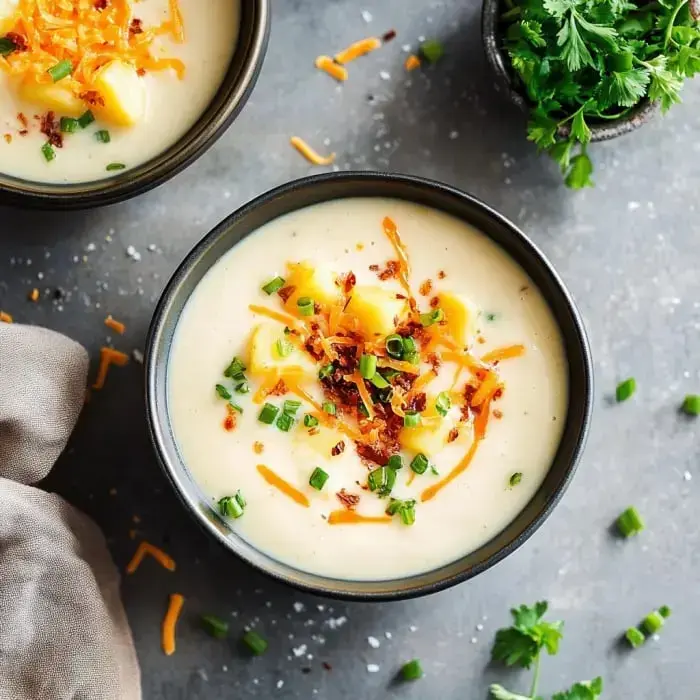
left=145, top=171, right=594, bottom=601
left=0, top=1, right=269, bottom=210
left=481, top=0, right=658, bottom=142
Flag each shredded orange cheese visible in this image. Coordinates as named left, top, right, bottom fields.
left=327, top=510, right=392, bottom=525
left=377, top=357, right=420, bottom=375
left=481, top=344, right=526, bottom=363
left=126, top=541, right=176, bottom=575
left=421, top=439, right=480, bottom=503
left=471, top=372, right=500, bottom=407
left=382, top=216, right=414, bottom=302
left=28, top=288, right=39, bottom=302
left=405, top=54, right=421, bottom=71
left=334, top=37, right=381, bottom=64
left=0, top=311, right=13, bottom=323
left=290, top=136, right=336, bottom=166
left=92, top=346, right=129, bottom=389
left=349, top=371, right=375, bottom=420
left=314, top=54, right=348, bottom=81
left=257, top=464, right=310, bottom=507
left=162, top=593, right=184, bottom=656
left=104, top=314, right=126, bottom=334
left=0, top=0, right=186, bottom=97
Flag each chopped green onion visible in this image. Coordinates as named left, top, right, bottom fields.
left=309, top=467, right=329, bottom=491
left=642, top=611, right=665, bottom=635
left=297, top=296, right=315, bottom=316
left=375, top=386, right=394, bottom=404
left=106, top=162, right=126, bottom=171
left=0, top=36, right=18, bottom=56
left=41, top=142, right=55, bottom=162
left=48, top=59, right=73, bottom=82
left=509, top=472, right=523, bottom=487
left=386, top=498, right=417, bottom=525
left=430, top=465, right=440, bottom=476
left=60, top=117, right=79, bottom=133
left=215, top=384, right=232, bottom=400
left=625, top=627, right=645, bottom=648
left=218, top=495, right=244, bottom=519
left=369, top=372, right=390, bottom=389
left=659, top=605, right=671, bottom=619
left=404, top=351, right=420, bottom=365
left=616, top=506, right=644, bottom=537
left=616, top=378, right=636, bottom=402
left=420, top=308, right=444, bottom=327
left=410, top=453, right=429, bottom=474
left=235, top=381, right=250, bottom=394
left=387, top=454, right=403, bottom=470
left=367, top=466, right=397, bottom=495
left=283, top=399, right=302, bottom=415
left=402, top=336, right=417, bottom=354
left=224, top=356, right=246, bottom=379
left=403, top=410, right=421, bottom=428
left=275, top=337, right=293, bottom=358
left=77, top=110, right=95, bottom=128
left=261, top=276, right=285, bottom=295
left=95, top=129, right=111, bottom=143
left=322, top=401, right=336, bottom=416
left=201, top=614, right=229, bottom=639
left=234, top=490, right=246, bottom=508
left=385, top=334, right=404, bottom=358
left=381, top=368, right=400, bottom=381
left=258, top=403, right=279, bottom=425
left=420, top=38, right=444, bottom=63
left=276, top=412, right=294, bottom=432
left=319, top=363, right=334, bottom=380
left=242, top=630, right=268, bottom=655
left=228, top=401, right=243, bottom=414
left=435, top=392, right=451, bottom=417
left=682, top=394, right=700, bottom=416
left=401, top=659, right=424, bottom=681
left=358, top=402, right=370, bottom=418
left=359, top=353, right=377, bottom=379
left=303, top=413, right=319, bottom=428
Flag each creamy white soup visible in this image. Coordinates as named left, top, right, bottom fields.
left=0, top=0, right=239, bottom=182
left=168, top=198, right=568, bottom=581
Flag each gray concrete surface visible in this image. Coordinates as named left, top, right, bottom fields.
left=1, top=1, right=698, bottom=698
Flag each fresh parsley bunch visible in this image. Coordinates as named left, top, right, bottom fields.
left=500, top=0, right=700, bottom=188
left=489, top=601, right=603, bottom=699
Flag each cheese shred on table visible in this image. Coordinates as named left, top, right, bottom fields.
left=92, top=346, right=129, bottom=389
left=104, top=315, right=126, bottom=334
left=314, top=55, right=348, bottom=82
left=289, top=136, right=335, bottom=165
left=126, top=540, right=176, bottom=574
left=0, top=311, right=13, bottom=323
left=162, top=593, right=184, bottom=656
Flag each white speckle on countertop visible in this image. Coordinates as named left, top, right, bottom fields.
left=367, top=636, right=380, bottom=648
left=471, top=637, right=478, bottom=644
left=367, top=664, right=380, bottom=673
left=476, top=623, right=484, bottom=631
left=326, top=616, right=347, bottom=630
left=683, top=470, right=692, bottom=481
left=293, top=602, right=305, bottom=613
left=628, top=201, right=641, bottom=211
left=132, top=349, right=144, bottom=364
left=409, top=625, right=418, bottom=632
left=384, top=631, right=392, bottom=639
left=276, top=680, right=284, bottom=689
left=379, top=70, right=391, bottom=81
left=361, top=9, right=372, bottom=22
left=125, top=245, right=141, bottom=262
left=292, top=644, right=307, bottom=657
left=449, top=130, right=459, bottom=140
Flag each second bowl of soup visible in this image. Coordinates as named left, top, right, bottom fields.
left=146, top=173, right=593, bottom=599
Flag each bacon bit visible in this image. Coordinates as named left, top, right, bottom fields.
left=419, top=279, right=433, bottom=296
left=493, top=409, right=503, bottom=419
left=427, top=352, right=441, bottom=373
left=336, top=488, right=360, bottom=510
left=94, top=0, right=108, bottom=9
left=129, top=18, right=144, bottom=35
left=477, top=336, right=486, bottom=344
left=253, top=441, right=264, bottom=454
left=136, top=67, right=146, bottom=76
left=377, top=259, right=400, bottom=281
left=437, top=270, right=446, bottom=279
left=3, top=134, right=10, bottom=143
left=79, top=90, right=105, bottom=107
left=339, top=271, right=356, bottom=295
left=275, top=286, right=295, bottom=305
left=28, top=288, right=39, bottom=302
left=382, top=29, right=397, bottom=42
left=0, top=311, right=13, bottom=323
left=18, top=130, right=28, bottom=136
left=323, top=661, right=333, bottom=671
left=481, top=344, right=526, bottom=363
left=290, top=136, right=336, bottom=165
left=368, top=264, right=380, bottom=272
left=126, top=541, right=176, bottom=575
left=327, top=510, right=391, bottom=525
left=257, top=464, right=310, bottom=507
left=92, top=347, right=129, bottom=389
left=331, top=440, right=346, bottom=456
left=407, top=392, right=427, bottom=413
left=223, top=412, right=236, bottom=432
left=448, top=427, right=460, bottom=443
left=104, top=314, right=125, bottom=334
left=405, top=54, right=421, bottom=71
left=6, top=32, right=27, bottom=51
left=40, top=111, right=62, bottom=148
left=269, top=379, right=288, bottom=397
left=162, top=593, right=185, bottom=656
left=314, top=55, right=348, bottom=81
left=334, top=37, right=382, bottom=64
left=17, top=112, right=28, bottom=128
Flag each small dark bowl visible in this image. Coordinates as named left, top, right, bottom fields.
left=0, top=1, right=269, bottom=210
left=481, top=0, right=657, bottom=142
left=145, top=172, right=594, bottom=601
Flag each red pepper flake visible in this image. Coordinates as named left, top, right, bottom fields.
left=419, top=279, right=433, bottom=296
left=253, top=441, right=264, bottom=454
left=336, top=489, right=360, bottom=510
left=447, top=427, right=460, bottom=443
left=382, top=29, right=397, bottom=42
left=6, top=32, right=27, bottom=51
left=79, top=90, right=105, bottom=107
left=437, top=270, right=446, bottom=280
left=493, top=388, right=503, bottom=400
left=17, top=112, right=28, bottom=128
left=430, top=296, right=440, bottom=308
left=492, top=409, right=503, bottom=419
left=223, top=414, right=236, bottom=431
left=129, top=17, right=143, bottom=35
left=136, top=67, right=146, bottom=77
left=331, top=441, right=345, bottom=457
left=339, top=271, right=356, bottom=295
left=269, top=379, right=288, bottom=396
left=277, top=285, right=295, bottom=303
left=40, top=111, right=62, bottom=148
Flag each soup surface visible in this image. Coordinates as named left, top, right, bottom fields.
left=0, top=0, right=239, bottom=183
left=168, top=198, right=568, bottom=580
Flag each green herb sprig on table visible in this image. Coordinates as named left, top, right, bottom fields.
left=500, top=0, right=700, bottom=188
left=490, top=601, right=603, bottom=699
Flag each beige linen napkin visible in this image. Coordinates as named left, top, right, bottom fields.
left=0, top=323, right=141, bottom=700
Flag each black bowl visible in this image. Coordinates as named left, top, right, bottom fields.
left=0, top=1, right=269, bottom=210
left=145, top=172, right=594, bottom=601
left=481, top=0, right=657, bottom=142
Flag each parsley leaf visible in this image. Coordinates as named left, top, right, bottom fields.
left=565, top=151, right=594, bottom=189
left=489, top=685, right=538, bottom=700
left=644, top=55, right=684, bottom=111
left=570, top=110, right=591, bottom=144
left=597, top=68, right=650, bottom=108
left=552, top=677, right=604, bottom=700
